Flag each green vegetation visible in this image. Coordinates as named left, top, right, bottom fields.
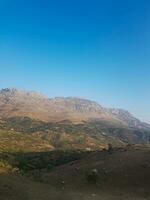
left=0, top=150, right=88, bottom=177
left=0, top=116, right=149, bottom=183
left=1, top=117, right=150, bottom=151
left=0, top=159, right=12, bottom=170
left=0, top=117, right=149, bottom=165
left=0, top=130, right=53, bottom=153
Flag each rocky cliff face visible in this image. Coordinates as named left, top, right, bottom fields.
left=0, top=88, right=149, bottom=130
left=106, top=108, right=150, bottom=130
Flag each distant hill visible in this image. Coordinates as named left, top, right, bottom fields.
left=0, top=88, right=149, bottom=130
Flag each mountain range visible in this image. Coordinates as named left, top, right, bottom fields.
left=0, top=88, right=149, bottom=130
left=0, top=88, right=149, bottom=151
left=0, top=89, right=150, bottom=200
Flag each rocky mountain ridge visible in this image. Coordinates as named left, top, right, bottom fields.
left=0, top=88, right=149, bottom=130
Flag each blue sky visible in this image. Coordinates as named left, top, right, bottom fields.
left=0, top=0, right=150, bottom=122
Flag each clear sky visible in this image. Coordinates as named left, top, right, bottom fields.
left=0, top=0, right=150, bottom=123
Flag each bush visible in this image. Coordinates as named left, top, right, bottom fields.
left=0, top=159, right=12, bottom=170
left=108, top=143, right=113, bottom=154
left=86, top=169, right=99, bottom=184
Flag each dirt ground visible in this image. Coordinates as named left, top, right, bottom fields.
left=0, top=147, right=150, bottom=200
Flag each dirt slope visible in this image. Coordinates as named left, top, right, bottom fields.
left=42, top=147, right=150, bottom=199
left=0, top=147, right=150, bottom=200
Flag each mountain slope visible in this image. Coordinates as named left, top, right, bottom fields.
left=0, top=88, right=149, bottom=131
left=106, top=108, right=150, bottom=130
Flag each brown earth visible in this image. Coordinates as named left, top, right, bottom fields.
left=0, top=146, right=150, bottom=200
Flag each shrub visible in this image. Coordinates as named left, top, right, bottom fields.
left=86, top=169, right=99, bottom=184
left=108, top=143, right=113, bottom=154
left=0, top=159, right=12, bottom=170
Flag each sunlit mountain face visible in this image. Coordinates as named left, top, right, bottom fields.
left=0, top=88, right=149, bottom=130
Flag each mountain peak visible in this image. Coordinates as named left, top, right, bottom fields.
left=0, top=88, right=46, bottom=99
left=0, top=88, right=19, bottom=94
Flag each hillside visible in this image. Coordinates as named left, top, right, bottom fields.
left=41, top=147, right=150, bottom=199
left=0, top=88, right=150, bottom=199
left=0, top=88, right=149, bottom=130
left=0, top=147, right=150, bottom=200
left=0, top=117, right=150, bottom=153
left=0, top=88, right=149, bottom=152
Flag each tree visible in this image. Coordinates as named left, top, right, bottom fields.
left=108, top=143, right=113, bottom=154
